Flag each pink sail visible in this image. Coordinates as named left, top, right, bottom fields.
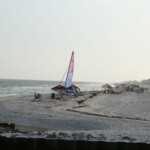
left=65, top=51, right=74, bottom=88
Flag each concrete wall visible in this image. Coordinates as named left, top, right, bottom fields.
left=0, top=136, right=149, bottom=150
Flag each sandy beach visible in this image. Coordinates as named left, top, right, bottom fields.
left=0, top=89, right=150, bottom=143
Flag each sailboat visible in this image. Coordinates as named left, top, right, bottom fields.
left=51, top=51, right=75, bottom=92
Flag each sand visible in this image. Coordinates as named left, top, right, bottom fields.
left=0, top=90, right=150, bottom=143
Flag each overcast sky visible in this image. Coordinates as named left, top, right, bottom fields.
left=0, top=0, right=150, bottom=82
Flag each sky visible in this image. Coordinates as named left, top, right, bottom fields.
left=0, top=0, right=150, bottom=83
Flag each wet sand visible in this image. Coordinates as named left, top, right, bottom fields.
left=15, top=124, right=48, bottom=132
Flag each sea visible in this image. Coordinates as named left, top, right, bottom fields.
left=0, top=79, right=104, bottom=97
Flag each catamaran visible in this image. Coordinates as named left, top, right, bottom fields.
left=51, top=51, right=76, bottom=92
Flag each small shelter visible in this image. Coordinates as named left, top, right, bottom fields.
left=51, top=85, right=67, bottom=92
left=102, top=83, right=120, bottom=94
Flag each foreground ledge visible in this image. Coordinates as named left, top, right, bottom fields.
left=0, top=136, right=150, bottom=150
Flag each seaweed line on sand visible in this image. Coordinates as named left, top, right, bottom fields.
left=67, top=109, right=149, bottom=122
